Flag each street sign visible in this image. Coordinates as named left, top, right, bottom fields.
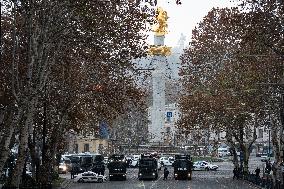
left=166, top=112, right=173, bottom=117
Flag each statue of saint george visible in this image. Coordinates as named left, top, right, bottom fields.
left=154, top=7, right=168, bottom=36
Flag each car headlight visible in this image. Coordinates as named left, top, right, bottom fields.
left=59, top=165, right=67, bottom=171
left=152, top=173, right=155, bottom=176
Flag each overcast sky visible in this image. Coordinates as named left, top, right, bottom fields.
left=148, top=0, right=237, bottom=47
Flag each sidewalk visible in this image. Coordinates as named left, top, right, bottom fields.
left=56, top=173, right=73, bottom=189
left=56, top=179, right=73, bottom=189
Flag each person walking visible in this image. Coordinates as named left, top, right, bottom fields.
left=163, top=167, right=169, bottom=180
left=265, top=160, right=272, bottom=175
left=233, top=167, right=238, bottom=179
left=70, top=164, right=75, bottom=179
left=255, top=167, right=260, bottom=177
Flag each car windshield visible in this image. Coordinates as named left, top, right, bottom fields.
left=176, top=160, right=188, bottom=168
left=109, top=162, right=126, bottom=169
left=140, top=160, right=156, bottom=167
left=82, top=172, right=94, bottom=176
left=81, top=156, right=92, bottom=165
left=94, top=155, right=104, bottom=162
left=64, top=159, right=71, bottom=164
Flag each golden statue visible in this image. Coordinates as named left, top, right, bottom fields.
left=148, top=7, right=171, bottom=56
left=154, top=7, right=168, bottom=36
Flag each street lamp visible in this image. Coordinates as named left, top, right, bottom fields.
left=268, top=128, right=271, bottom=158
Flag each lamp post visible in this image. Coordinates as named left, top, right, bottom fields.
left=267, top=128, right=271, bottom=158
left=267, top=105, right=272, bottom=158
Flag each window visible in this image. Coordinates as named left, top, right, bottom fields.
left=84, top=143, right=89, bottom=152
left=75, top=144, right=78, bottom=153
left=99, top=144, right=103, bottom=149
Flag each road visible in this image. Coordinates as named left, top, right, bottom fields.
left=67, top=167, right=259, bottom=189
left=63, top=156, right=267, bottom=189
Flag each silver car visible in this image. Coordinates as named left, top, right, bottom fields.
left=74, top=171, right=107, bottom=183
left=193, top=161, right=218, bottom=171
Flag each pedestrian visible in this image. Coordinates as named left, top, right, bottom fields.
left=265, top=160, right=272, bottom=175
left=73, top=163, right=79, bottom=176
left=233, top=167, right=238, bottom=179
left=255, top=167, right=260, bottom=177
left=70, top=164, right=75, bottom=179
left=163, top=167, right=169, bottom=180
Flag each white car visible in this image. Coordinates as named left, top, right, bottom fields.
left=193, top=161, right=218, bottom=171
left=74, top=171, right=107, bottom=183
left=129, top=155, right=140, bottom=167
left=169, top=156, right=175, bottom=164
left=218, top=148, right=231, bottom=157
left=157, top=160, right=162, bottom=170
left=159, top=157, right=173, bottom=166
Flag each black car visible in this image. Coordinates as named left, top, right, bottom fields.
left=138, top=154, right=158, bottom=180
left=172, top=154, right=193, bottom=180
left=107, top=154, right=127, bottom=181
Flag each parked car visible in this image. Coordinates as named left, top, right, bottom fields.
left=218, top=148, right=231, bottom=157
left=157, top=160, right=162, bottom=170
left=129, top=155, right=140, bottom=167
left=74, top=171, right=107, bottom=183
left=193, top=161, right=218, bottom=171
left=169, top=156, right=175, bottom=164
left=159, top=157, right=173, bottom=166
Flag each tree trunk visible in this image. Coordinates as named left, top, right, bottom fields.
left=271, top=117, right=282, bottom=184
left=242, top=145, right=250, bottom=175
left=271, top=120, right=281, bottom=162
left=226, top=132, right=239, bottom=168
left=0, top=116, right=14, bottom=172
left=10, top=98, right=36, bottom=188
left=28, top=134, right=40, bottom=182
left=0, top=108, right=22, bottom=172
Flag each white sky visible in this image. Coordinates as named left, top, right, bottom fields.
left=149, top=0, right=237, bottom=47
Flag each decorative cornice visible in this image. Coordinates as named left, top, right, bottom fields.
left=148, top=45, right=171, bottom=56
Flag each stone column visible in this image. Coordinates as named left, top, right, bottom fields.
left=150, top=35, right=166, bottom=143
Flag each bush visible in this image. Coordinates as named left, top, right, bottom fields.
left=51, top=171, right=59, bottom=180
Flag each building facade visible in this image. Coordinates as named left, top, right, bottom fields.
left=65, top=127, right=110, bottom=155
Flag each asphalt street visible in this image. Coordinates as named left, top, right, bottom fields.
left=67, top=167, right=258, bottom=189
left=64, top=157, right=266, bottom=189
